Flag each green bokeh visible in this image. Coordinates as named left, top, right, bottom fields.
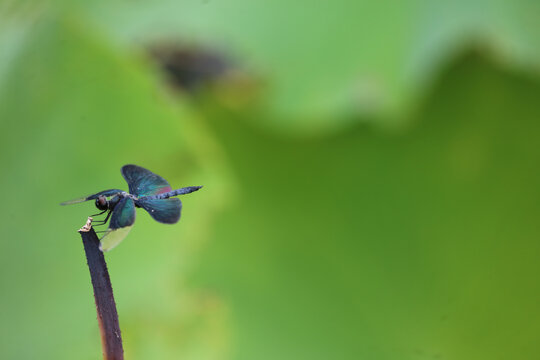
left=1, top=2, right=539, bottom=360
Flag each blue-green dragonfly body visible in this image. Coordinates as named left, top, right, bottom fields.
left=62, top=164, right=202, bottom=251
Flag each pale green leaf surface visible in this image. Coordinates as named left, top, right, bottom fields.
left=79, top=0, right=540, bottom=131
left=0, top=13, right=230, bottom=360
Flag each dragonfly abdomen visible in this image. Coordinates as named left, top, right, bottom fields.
left=143, top=186, right=202, bottom=200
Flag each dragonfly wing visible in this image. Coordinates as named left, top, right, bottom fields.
left=121, top=165, right=172, bottom=197
left=99, top=197, right=136, bottom=252
left=100, top=227, right=133, bottom=252
left=60, top=189, right=123, bottom=205
left=136, top=197, right=182, bottom=224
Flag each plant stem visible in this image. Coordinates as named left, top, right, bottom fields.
left=79, top=217, right=124, bottom=360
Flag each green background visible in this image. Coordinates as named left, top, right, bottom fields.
left=1, top=1, right=539, bottom=359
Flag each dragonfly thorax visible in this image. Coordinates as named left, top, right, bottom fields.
left=95, top=193, right=133, bottom=211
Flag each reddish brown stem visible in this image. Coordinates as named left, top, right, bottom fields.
left=79, top=218, right=124, bottom=360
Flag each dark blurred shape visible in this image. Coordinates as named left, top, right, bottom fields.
left=150, top=43, right=261, bottom=109
left=151, top=44, right=230, bottom=93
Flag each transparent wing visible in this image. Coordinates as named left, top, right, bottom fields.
left=121, top=164, right=172, bottom=197
left=99, top=226, right=133, bottom=252
left=99, top=197, right=136, bottom=252
left=60, top=189, right=123, bottom=205
left=136, top=197, right=182, bottom=224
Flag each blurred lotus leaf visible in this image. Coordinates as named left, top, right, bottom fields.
left=0, top=1, right=539, bottom=360
left=80, top=0, right=540, bottom=131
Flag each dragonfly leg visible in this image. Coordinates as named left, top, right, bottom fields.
left=91, top=209, right=107, bottom=217
left=92, top=210, right=113, bottom=226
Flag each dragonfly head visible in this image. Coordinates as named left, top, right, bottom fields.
left=95, top=195, right=109, bottom=211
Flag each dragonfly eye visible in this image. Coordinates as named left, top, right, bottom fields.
left=95, top=196, right=109, bottom=210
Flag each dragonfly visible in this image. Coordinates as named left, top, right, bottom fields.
left=61, top=164, right=202, bottom=251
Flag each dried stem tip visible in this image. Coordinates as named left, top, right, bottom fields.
left=79, top=217, right=94, bottom=232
